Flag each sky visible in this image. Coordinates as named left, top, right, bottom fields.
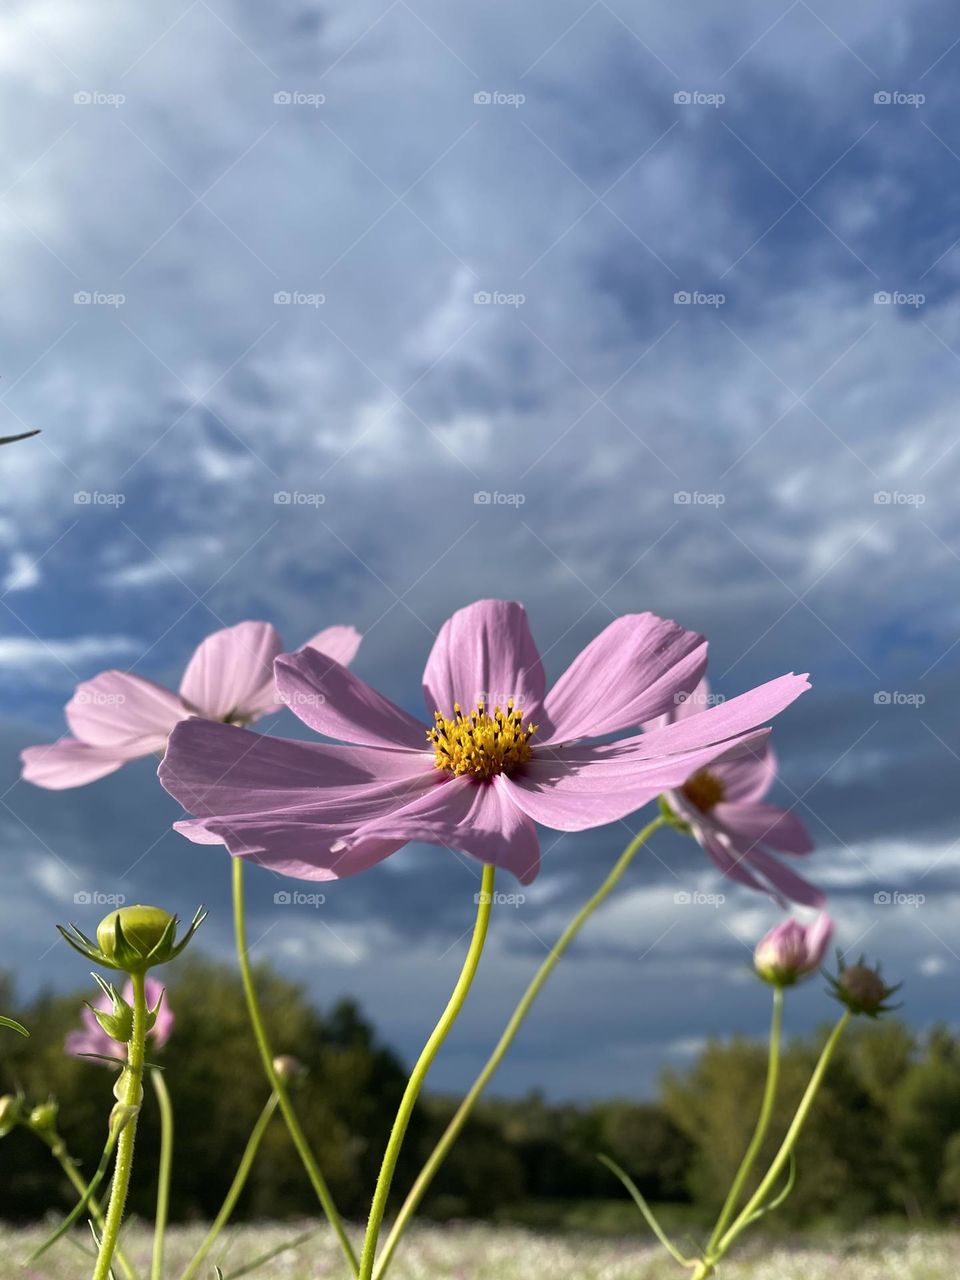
left=0, top=0, right=959, bottom=1099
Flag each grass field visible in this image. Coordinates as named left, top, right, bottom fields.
left=2, top=1223, right=956, bottom=1279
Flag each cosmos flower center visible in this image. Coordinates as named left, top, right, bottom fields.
left=429, top=701, right=537, bottom=780
left=681, top=769, right=725, bottom=812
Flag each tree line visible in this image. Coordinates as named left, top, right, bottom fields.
left=1, top=956, right=957, bottom=1228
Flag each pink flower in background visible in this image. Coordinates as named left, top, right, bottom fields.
left=647, top=679, right=821, bottom=905
left=754, top=914, right=834, bottom=986
left=159, top=599, right=810, bottom=886
left=20, top=621, right=361, bottom=790
left=65, top=978, right=173, bottom=1062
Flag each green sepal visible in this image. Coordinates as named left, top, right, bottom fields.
left=0, top=1015, right=27, bottom=1036
left=658, top=794, right=691, bottom=834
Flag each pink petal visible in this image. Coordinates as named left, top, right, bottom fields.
left=422, top=600, right=545, bottom=721
left=303, top=625, right=362, bottom=668
left=713, top=801, right=813, bottom=854
left=21, top=738, right=138, bottom=789
left=618, top=674, right=811, bottom=758
left=699, top=827, right=771, bottom=895
left=159, top=718, right=435, bottom=819
left=66, top=671, right=185, bottom=749
left=335, top=774, right=541, bottom=884
left=178, top=621, right=284, bottom=722
left=733, top=844, right=825, bottom=907
left=275, top=646, right=429, bottom=750
left=711, top=741, right=776, bottom=803
left=502, top=730, right=769, bottom=832
left=540, top=614, right=707, bottom=745
left=642, top=676, right=715, bottom=731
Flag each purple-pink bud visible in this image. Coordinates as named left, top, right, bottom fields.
left=754, top=914, right=833, bottom=987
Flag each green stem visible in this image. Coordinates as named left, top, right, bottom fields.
left=151, top=1070, right=174, bottom=1280
left=358, top=863, right=496, bottom=1280
left=232, top=857, right=358, bottom=1276
left=93, top=970, right=149, bottom=1280
left=43, top=1133, right=139, bottom=1280
left=179, top=1092, right=279, bottom=1280
left=707, top=985, right=784, bottom=1251
left=373, top=814, right=666, bottom=1280
left=713, top=1010, right=852, bottom=1260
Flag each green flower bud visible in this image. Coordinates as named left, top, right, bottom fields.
left=29, top=1101, right=58, bottom=1133
left=0, top=1095, right=21, bottom=1137
left=827, top=955, right=901, bottom=1018
left=97, top=906, right=177, bottom=971
left=59, top=904, right=206, bottom=975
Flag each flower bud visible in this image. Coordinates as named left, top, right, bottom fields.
left=29, top=1101, right=58, bottom=1133
left=0, top=1095, right=21, bottom=1137
left=754, top=914, right=833, bottom=987
left=97, top=905, right=177, bottom=971
left=273, top=1054, right=305, bottom=1083
left=828, top=956, right=900, bottom=1018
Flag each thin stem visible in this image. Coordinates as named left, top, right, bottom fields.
left=713, top=1010, right=852, bottom=1260
left=707, top=985, right=784, bottom=1251
left=232, top=857, right=358, bottom=1276
left=43, top=1134, right=139, bottom=1280
left=151, top=1070, right=174, bottom=1280
left=358, top=864, right=496, bottom=1280
left=597, top=1154, right=695, bottom=1267
left=93, top=970, right=149, bottom=1280
left=374, top=814, right=666, bottom=1280
left=179, top=1092, right=279, bottom=1280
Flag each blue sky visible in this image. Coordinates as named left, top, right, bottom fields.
left=1, top=0, right=959, bottom=1097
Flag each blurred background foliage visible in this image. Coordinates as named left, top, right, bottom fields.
left=1, top=957, right=958, bottom=1229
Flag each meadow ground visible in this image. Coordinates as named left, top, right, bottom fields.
left=0, top=1223, right=956, bottom=1279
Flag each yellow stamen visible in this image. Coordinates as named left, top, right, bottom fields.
left=428, top=699, right=537, bottom=780
left=681, top=769, right=725, bottom=813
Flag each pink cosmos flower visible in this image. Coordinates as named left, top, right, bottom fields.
left=65, top=977, right=173, bottom=1062
left=20, top=621, right=361, bottom=790
left=647, top=678, right=821, bottom=904
left=754, top=914, right=834, bottom=986
left=159, top=600, right=810, bottom=886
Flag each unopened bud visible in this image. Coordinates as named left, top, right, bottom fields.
left=0, top=1095, right=21, bottom=1137
left=28, top=1101, right=58, bottom=1133
left=273, top=1054, right=304, bottom=1083
left=97, top=906, right=176, bottom=971
left=828, top=956, right=900, bottom=1018
left=754, top=914, right=833, bottom=987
